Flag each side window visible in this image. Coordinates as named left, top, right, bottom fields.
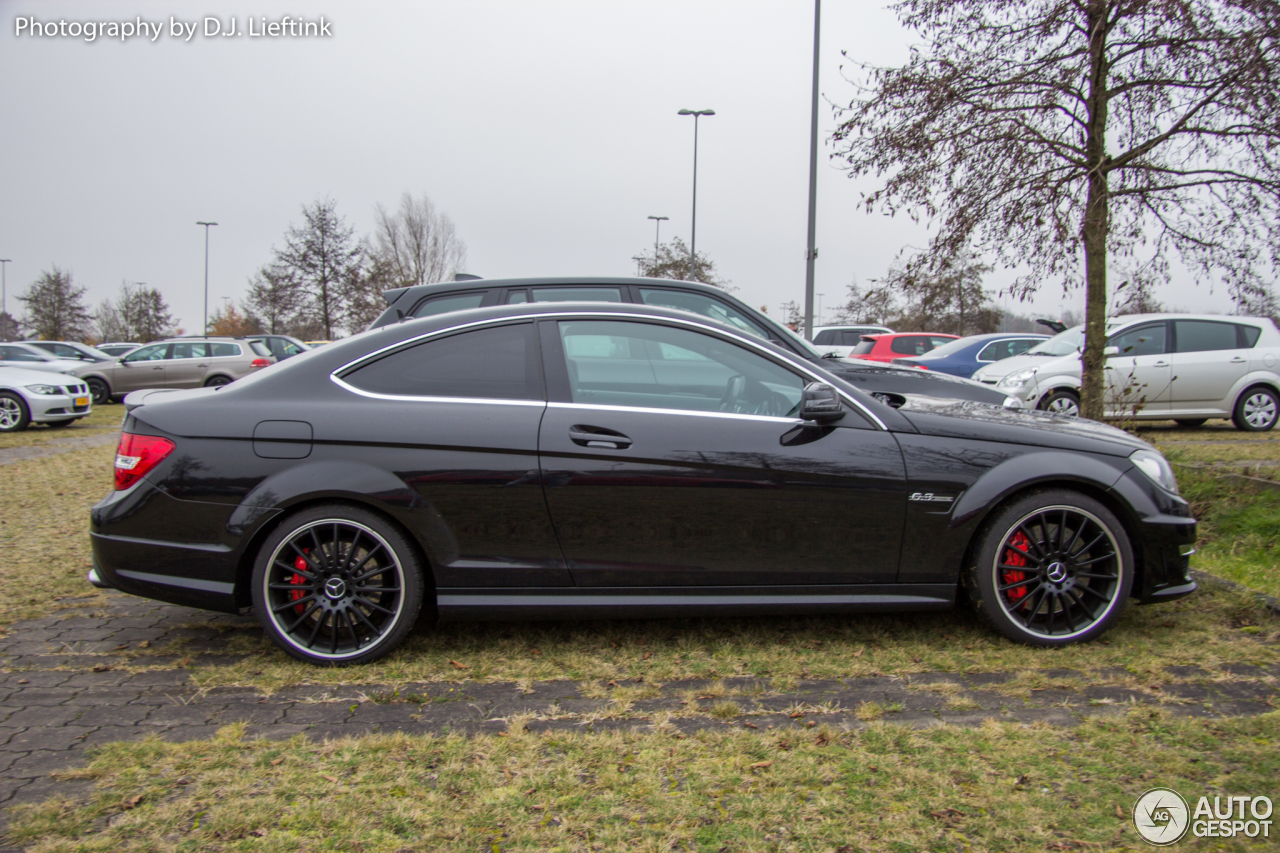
left=813, top=329, right=839, bottom=345
left=504, top=290, right=529, bottom=304
left=1009, top=339, right=1039, bottom=357
left=1109, top=324, right=1167, bottom=357
left=2, top=346, right=47, bottom=362
left=842, top=330, right=868, bottom=346
left=557, top=320, right=804, bottom=416
left=247, top=341, right=271, bottom=357
left=532, top=287, right=623, bottom=303
left=410, top=292, right=487, bottom=318
left=172, top=343, right=208, bottom=359
left=124, top=344, right=170, bottom=362
left=1174, top=321, right=1237, bottom=353
left=1239, top=324, right=1262, bottom=348
left=281, top=340, right=306, bottom=356
left=977, top=342, right=1004, bottom=362
left=344, top=323, right=542, bottom=401
left=637, top=288, right=768, bottom=339
left=210, top=343, right=241, bottom=357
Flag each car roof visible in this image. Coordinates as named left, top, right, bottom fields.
left=382, top=275, right=740, bottom=305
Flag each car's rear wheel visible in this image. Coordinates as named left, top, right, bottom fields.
left=204, top=375, right=233, bottom=388
left=1232, top=386, right=1278, bottom=432
left=964, top=490, right=1133, bottom=646
left=251, top=504, right=424, bottom=666
left=1039, top=390, right=1080, bottom=418
left=87, top=378, right=113, bottom=406
left=0, top=393, right=31, bottom=432
left=1174, top=419, right=1207, bottom=428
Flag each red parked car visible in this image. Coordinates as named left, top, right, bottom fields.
left=849, top=333, right=960, bottom=363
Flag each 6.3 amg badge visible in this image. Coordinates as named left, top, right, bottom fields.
left=908, top=492, right=955, bottom=503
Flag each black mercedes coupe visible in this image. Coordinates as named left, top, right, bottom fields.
left=89, top=303, right=1197, bottom=665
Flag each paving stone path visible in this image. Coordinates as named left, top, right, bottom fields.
left=1, top=589, right=1277, bottom=848
left=0, top=431, right=119, bottom=466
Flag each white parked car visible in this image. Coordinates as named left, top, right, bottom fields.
left=811, top=324, right=894, bottom=358
left=0, top=342, right=88, bottom=375
left=970, top=314, right=1280, bottom=431
left=0, top=366, right=93, bottom=431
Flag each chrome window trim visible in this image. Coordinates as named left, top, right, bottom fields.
left=329, top=374, right=546, bottom=407
left=331, top=311, right=888, bottom=430
left=548, top=401, right=803, bottom=425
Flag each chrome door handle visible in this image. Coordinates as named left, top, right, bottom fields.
left=1230, top=357, right=1247, bottom=364
left=569, top=426, right=632, bottom=449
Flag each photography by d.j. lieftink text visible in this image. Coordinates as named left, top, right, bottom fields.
left=13, top=16, right=331, bottom=43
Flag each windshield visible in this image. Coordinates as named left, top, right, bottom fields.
left=1026, top=326, right=1084, bottom=357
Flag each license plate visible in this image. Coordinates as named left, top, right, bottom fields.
left=75, top=396, right=89, bottom=407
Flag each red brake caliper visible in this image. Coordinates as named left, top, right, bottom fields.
left=1002, top=531, right=1030, bottom=602
left=290, top=551, right=309, bottom=614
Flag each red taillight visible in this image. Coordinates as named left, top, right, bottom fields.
left=114, top=433, right=176, bottom=490
left=915, top=365, right=928, bottom=370
left=251, top=358, right=272, bottom=368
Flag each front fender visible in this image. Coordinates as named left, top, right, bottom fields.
left=950, top=450, right=1130, bottom=527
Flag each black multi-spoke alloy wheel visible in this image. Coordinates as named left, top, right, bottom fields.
left=87, top=378, right=113, bottom=406
left=965, top=490, right=1133, bottom=646
left=251, top=504, right=424, bottom=665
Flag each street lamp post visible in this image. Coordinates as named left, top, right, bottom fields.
left=803, top=0, right=822, bottom=340
left=677, top=109, right=714, bottom=277
left=196, top=222, right=218, bottom=335
left=0, top=259, right=11, bottom=341
left=646, top=215, right=668, bottom=255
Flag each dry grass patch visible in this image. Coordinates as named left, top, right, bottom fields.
left=21, top=711, right=1272, bottom=852
left=0, top=444, right=113, bottom=628
left=0, top=405, right=120, bottom=450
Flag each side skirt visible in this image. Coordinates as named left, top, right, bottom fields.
left=436, top=584, right=956, bottom=622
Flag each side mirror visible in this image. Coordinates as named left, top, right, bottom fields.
left=1103, top=346, right=1119, bottom=357
left=799, top=382, right=845, bottom=423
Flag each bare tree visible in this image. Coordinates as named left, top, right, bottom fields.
left=207, top=303, right=262, bottom=337
left=370, top=191, right=467, bottom=289
left=18, top=266, right=92, bottom=341
left=635, top=237, right=730, bottom=288
left=92, top=282, right=177, bottom=342
left=833, top=0, right=1280, bottom=419
left=273, top=198, right=363, bottom=339
left=835, top=243, right=999, bottom=334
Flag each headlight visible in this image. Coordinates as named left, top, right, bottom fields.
left=25, top=384, right=61, bottom=395
left=1130, top=449, right=1179, bottom=495
left=997, top=368, right=1036, bottom=389
left=1002, top=396, right=1024, bottom=409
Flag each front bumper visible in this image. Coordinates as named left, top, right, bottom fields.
left=28, top=391, right=92, bottom=423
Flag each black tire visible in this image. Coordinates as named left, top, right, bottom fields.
left=963, top=490, right=1133, bottom=646
left=251, top=503, right=425, bottom=666
left=1232, top=386, right=1278, bottom=432
left=1038, top=389, right=1080, bottom=418
left=1174, top=419, right=1207, bottom=428
left=204, top=375, right=233, bottom=388
left=0, top=392, right=31, bottom=433
left=87, top=377, right=113, bottom=406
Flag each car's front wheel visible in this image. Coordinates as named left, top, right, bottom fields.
left=964, top=490, right=1133, bottom=646
left=1233, top=386, right=1278, bottom=432
left=0, top=393, right=31, bottom=432
left=251, top=504, right=425, bottom=666
left=1038, top=390, right=1080, bottom=418
left=87, top=378, right=113, bottom=406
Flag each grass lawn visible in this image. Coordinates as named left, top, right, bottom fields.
left=0, top=404, right=120, bottom=450
left=9, top=710, right=1280, bottom=851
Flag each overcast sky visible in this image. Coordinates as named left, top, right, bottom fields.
left=1, top=0, right=1217, bottom=337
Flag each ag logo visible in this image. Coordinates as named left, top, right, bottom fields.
left=1134, top=787, right=1190, bottom=845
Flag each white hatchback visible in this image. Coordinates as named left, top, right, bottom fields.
left=970, top=314, right=1280, bottom=430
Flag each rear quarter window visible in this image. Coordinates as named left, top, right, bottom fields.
left=210, top=343, right=242, bottom=357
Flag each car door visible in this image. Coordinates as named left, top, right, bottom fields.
left=166, top=342, right=209, bottom=388
left=333, top=320, right=570, bottom=588
left=1105, top=322, right=1171, bottom=415
left=1169, top=320, right=1253, bottom=414
left=116, top=343, right=171, bottom=392
left=537, top=317, right=907, bottom=587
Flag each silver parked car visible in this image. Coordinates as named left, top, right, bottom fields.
left=23, top=340, right=116, bottom=363
left=971, top=314, right=1280, bottom=430
left=0, top=366, right=92, bottom=431
left=95, top=342, right=143, bottom=358
left=73, top=337, right=277, bottom=405
left=0, top=342, right=88, bottom=375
